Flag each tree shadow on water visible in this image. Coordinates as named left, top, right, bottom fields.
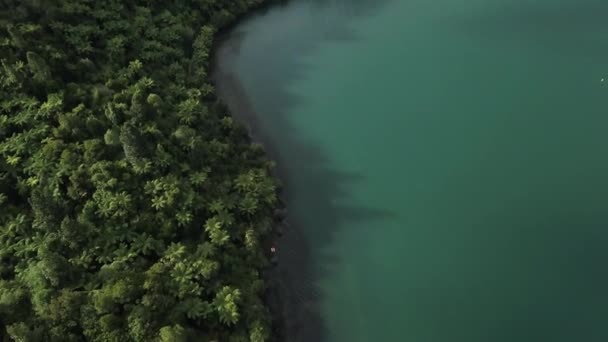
left=212, top=0, right=393, bottom=341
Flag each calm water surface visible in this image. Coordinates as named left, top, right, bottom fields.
left=215, top=0, right=608, bottom=341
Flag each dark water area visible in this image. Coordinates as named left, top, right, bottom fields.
left=214, top=0, right=608, bottom=341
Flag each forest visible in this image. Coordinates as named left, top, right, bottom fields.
left=0, top=0, right=280, bottom=341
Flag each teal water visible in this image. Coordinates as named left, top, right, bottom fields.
left=215, top=1, right=608, bottom=341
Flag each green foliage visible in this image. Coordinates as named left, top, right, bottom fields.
left=0, top=0, right=277, bottom=340
left=214, top=286, right=242, bottom=326
left=26, top=51, right=51, bottom=82
left=159, top=324, right=187, bottom=342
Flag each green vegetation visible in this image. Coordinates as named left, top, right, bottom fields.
left=0, top=0, right=280, bottom=341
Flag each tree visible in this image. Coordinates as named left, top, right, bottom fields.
left=26, top=51, right=51, bottom=82
left=214, top=286, right=241, bottom=326
left=158, top=324, right=186, bottom=342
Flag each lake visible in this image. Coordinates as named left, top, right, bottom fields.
left=214, top=0, right=608, bottom=341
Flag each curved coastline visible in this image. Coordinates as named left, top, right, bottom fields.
left=211, top=2, right=324, bottom=341
left=210, top=3, right=393, bottom=340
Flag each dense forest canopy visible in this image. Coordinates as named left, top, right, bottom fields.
left=0, top=0, right=280, bottom=341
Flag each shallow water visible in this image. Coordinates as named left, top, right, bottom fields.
left=214, top=1, right=608, bottom=341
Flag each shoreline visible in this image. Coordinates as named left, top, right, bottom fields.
left=210, top=2, right=330, bottom=341
left=211, top=41, right=291, bottom=342
left=210, top=2, right=293, bottom=341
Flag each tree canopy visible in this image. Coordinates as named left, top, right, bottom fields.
left=0, top=0, right=279, bottom=340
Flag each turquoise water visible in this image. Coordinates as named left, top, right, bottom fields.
left=215, top=1, right=608, bottom=341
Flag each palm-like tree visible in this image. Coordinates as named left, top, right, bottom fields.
left=213, top=286, right=241, bottom=326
